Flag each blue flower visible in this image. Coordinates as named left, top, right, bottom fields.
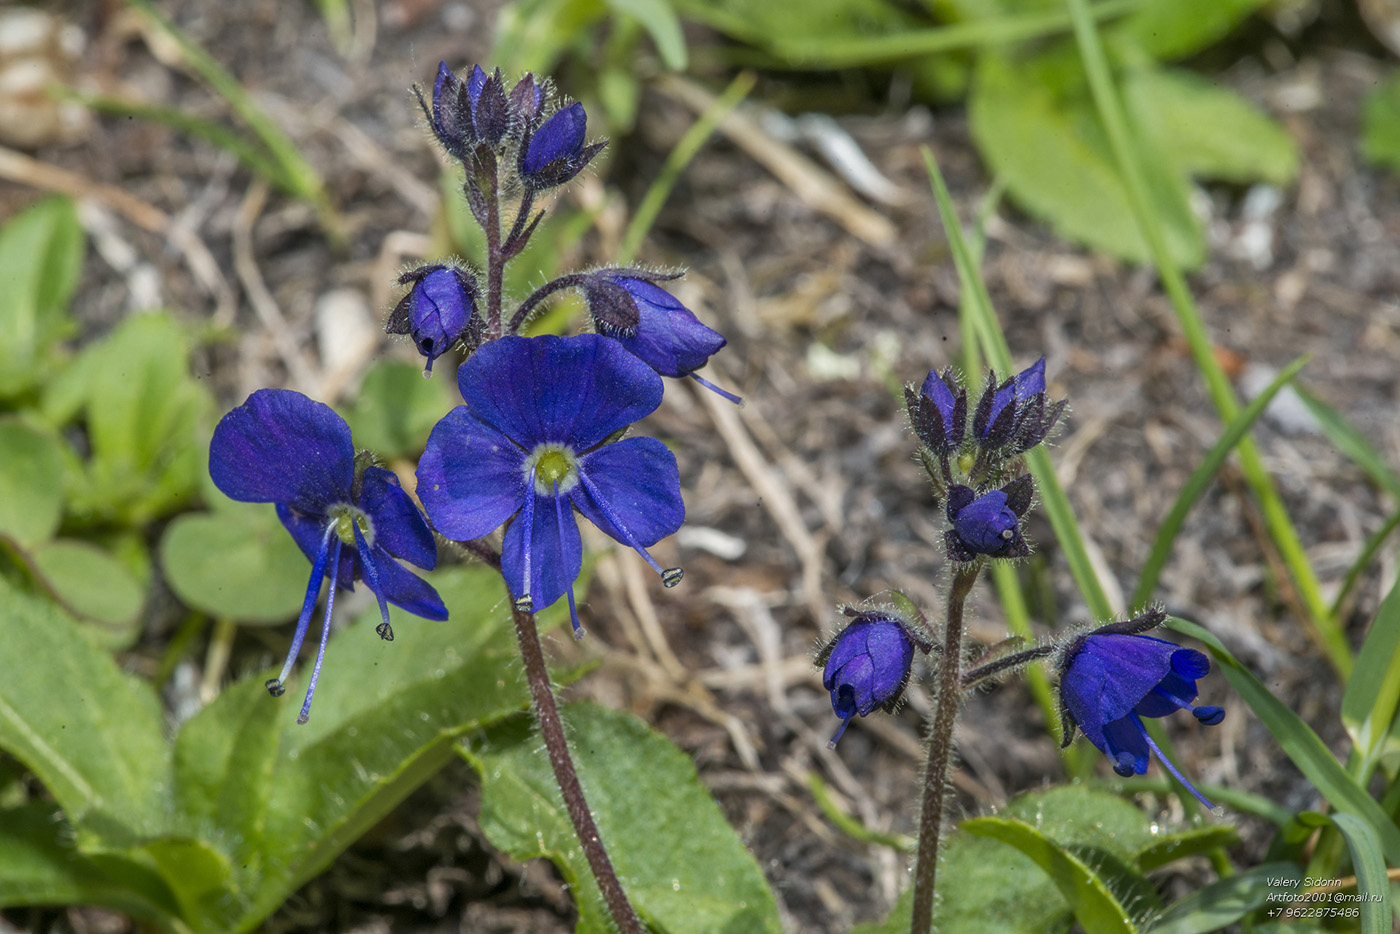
left=971, top=356, right=1066, bottom=457
left=520, top=102, right=606, bottom=190
left=582, top=270, right=739, bottom=403
left=416, top=62, right=487, bottom=160
left=387, top=264, right=482, bottom=375
left=1058, top=610, right=1225, bottom=810
left=818, top=610, right=927, bottom=747
left=416, top=334, right=685, bottom=635
left=907, top=365, right=966, bottom=460
left=210, top=389, right=446, bottom=723
left=944, top=477, right=1033, bottom=561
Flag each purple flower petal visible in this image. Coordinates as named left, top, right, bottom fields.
left=501, top=491, right=582, bottom=611
left=603, top=277, right=726, bottom=377
left=211, top=389, right=353, bottom=513
left=522, top=102, right=587, bottom=176
left=417, top=406, right=526, bottom=541
left=359, top=466, right=437, bottom=570
left=456, top=335, right=662, bottom=452
left=572, top=437, right=684, bottom=548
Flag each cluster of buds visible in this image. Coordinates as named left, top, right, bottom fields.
left=906, top=358, right=1066, bottom=562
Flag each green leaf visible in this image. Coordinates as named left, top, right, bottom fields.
left=0, top=802, right=180, bottom=924
left=1109, top=0, right=1269, bottom=60
left=1132, top=824, right=1238, bottom=871
left=63, top=312, right=212, bottom=526
left=603, top=0, right=687, bottom=69
left=1293, top=384, right=1400, bottom=501
left=1297, top=812, right=1390, bottom=934
left=969, top=53, right=1202, bottom=268
left=228, top=566, right=554, bottom=933
left=1168, top=616, right=1400, bottom=863
left=1132, top=355, right=1309, bottom=609
left=341, top=360, right=458, bottom=459
left=961, top=816, right=1142, bottom=933
left=0, top=197, right=83, bottom=398
left=28, top=539, right=145, bottom=631
left=1125, top=67, right=1298, bottom=185
left=0, top=577, right=171, bottom=847
left=1363, top=70, right=1400, bottom=176
left=463, top=703, right=783, bottom=934
left=160, top=505, right=310, bottom=623
left=1342, top=573, right=1400, bottom=780
left=0, top=420, right=65, bottom=546
left=1145, top=862, right=1301, bottom=934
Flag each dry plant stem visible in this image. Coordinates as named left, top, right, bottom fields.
left=511, top=602, right=646, bottom=934
left=910, top=563, right=981, bottom=934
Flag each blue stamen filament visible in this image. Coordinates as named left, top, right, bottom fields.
left=267, top=522, right=337, bottom=698
left=575, top=466, right=683, bottom=588
left=1131, top=712, right=1217, bottom=812
left=827, top=714, right=854, bottom=749
left=298, top=536, right=343, bottom=724
left=516, top=465, right=537, bottom=612
left=553, top=480, right=584, bottom=639
left=689, top=372, right=742, bottom=405
left=352, top=524, right=394, bottom=642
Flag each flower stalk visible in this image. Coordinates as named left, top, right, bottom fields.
left=910, top=562, right=980, bottom=934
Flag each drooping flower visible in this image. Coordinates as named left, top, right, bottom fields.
left=1057, top=609, right=1225, bottom=810
left=817, top=606, right=931, bottom=748
left=209, top=389, right=446, bottom=723
left=520, top=101, right=606, bottom=190
left=971, top=356, right=1066, bottom=458
left=416, top=334, right=685, bottom=635
left=944, top=476, right=1033, bottom=561
left=580, top=269, right=739, bottom=403
left=386, top=264, right=483, bottom=376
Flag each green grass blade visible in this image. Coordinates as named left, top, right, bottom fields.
left=619, top=71, right=754, bottom=264
left=924, top=146, right=1114, bottom=622
left=1166, top=616, right=1400, bottom=862
left=1297, top=812, right=1390, bottom=934
left=768, top=0, right=1142, bottom=66
left=1294, top=385, right=1400, bottom=501
left=1146, top=863, right=1302, bottom=934
left=1062, top=0, right=1348, bottom=675
left=1131, top=355, right=1309, bottom=610
left=76, top=93, right=292, bottom=192
left=807, top=772, right=914, bottom=852
left=1341, top=573, right=1400, bottom=783
left=1332, top=507, right=1400, bottom=620
left=123, top=0, right=338, bottom=239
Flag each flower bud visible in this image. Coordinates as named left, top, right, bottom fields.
left=386, top=264, right=482, bottom=375
left=520, top=102, right=606, bottom=190
left=817, top=606, right=932, bottom=748
left=944, top=476, right=1033, bottom=561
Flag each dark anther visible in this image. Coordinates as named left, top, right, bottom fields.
left=661, top=567, right=684, bottom=588
left=265, top=678, right=286, bottom=697
left=376, top=621, right=395, bottom=641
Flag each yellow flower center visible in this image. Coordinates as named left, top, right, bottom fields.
left=526, top=444, right=579, bottom=495
left=329, top=504, right=373, bottom=547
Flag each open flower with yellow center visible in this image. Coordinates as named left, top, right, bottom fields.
left=417, top=334, right=685, bottom=634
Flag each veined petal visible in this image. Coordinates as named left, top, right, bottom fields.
left=359, top=466, right=437, bottom=570
left=502, top=492, right=582, bottom=611
left=457, top=335, right=662, bottom=451
left=606, top=278, right=725, bottom=377
left=210, top=389, right=354, bottom=512
left=572, top=437, right=684, bottom=547
left=370, top=545, right=448, bottom=620
left=1068, top=634, right=1177, bottom=731
left=417, top=406, right=526, bottom=541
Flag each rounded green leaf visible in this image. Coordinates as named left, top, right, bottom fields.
left=160, top=508, right=310, bottom=623
left=29, top=539, right=144, bottom=628
left=0, top=421, right=64, bottom=546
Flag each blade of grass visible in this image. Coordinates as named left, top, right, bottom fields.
left=1294, top=385, right=1400, bottom=501
left=1332, top=507, right=1400, bottom=620
left=924, top=146, right=1114, bottom=623
left=768, top=0, right=1142, bottom=67
left=123, top=0, right=340, bottom=243
left=1297, top=812, right=1391, bottom=934
left=807, top=772, right=914, bottom=852
left=1166, top=616, right=1400, bottom=862
left=619, top=71, right=755, bottom=264
left=1062, top=0, right=1349, bottom=675
left=1341, top=573, right=1400, bottom=784
left=1130, top=355, right=1310, bottom=610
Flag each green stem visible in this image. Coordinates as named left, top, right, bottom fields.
left=1061, top=0, right=1350, bottom=675
left=910, top=563, right=981, bottom=934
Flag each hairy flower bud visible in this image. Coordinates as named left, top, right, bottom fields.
left=386, top=264, right=482, bottom=375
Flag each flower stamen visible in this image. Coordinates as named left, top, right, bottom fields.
left=297, top=536, right=344, bottom=724
left=576, top=466, right=682, bottom=587
left=516, top=465, right=538, bottom=612
left=352, top=523, right=395, bottom=642
left=267, top=522, right=338, bottom=698
left=554, top=480, right=585, bottom=639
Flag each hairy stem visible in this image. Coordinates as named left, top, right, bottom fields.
left=482, top=153, right=504, bottom=339
left=910, top=563, right=981, bottom=934
left=508, top=272, right=589, bottom=334
left=466, top=541, right=644, bottom=933
left=511, top=603, right=645, bottom=934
